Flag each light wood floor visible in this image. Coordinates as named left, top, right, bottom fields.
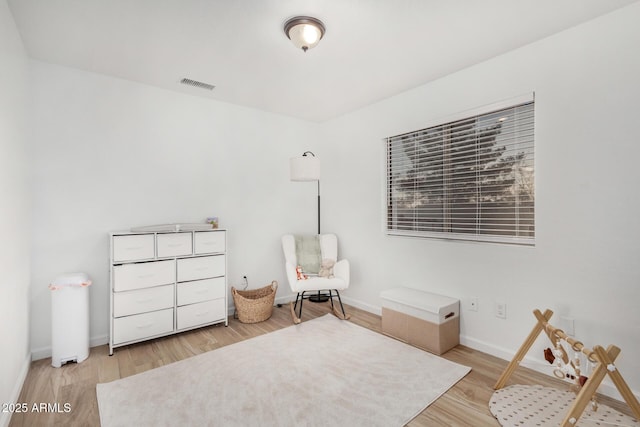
left=9, top=302, right=634, bottom=426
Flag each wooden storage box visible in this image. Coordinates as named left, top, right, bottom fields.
left=380, top=287, right=459, bottom=355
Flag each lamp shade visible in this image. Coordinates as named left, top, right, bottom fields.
left=290, top=155, right=320, bottom=181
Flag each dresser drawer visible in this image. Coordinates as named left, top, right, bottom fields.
left=113, top=284, right=174, bottom=317
left=194, top=231, right=225, bottom=254
left=177, top=299, right=225, bottom=330
left=113, top=234, right=155, bottom=262
left=177, top=277, right=225, bottom=306
left=177, top=255, right=225, bottom=282
left=113, top=308, right=174, bottom=345
left=157, top=232, right=193, bottom=258
left=113, top=260, right=176, bottom=292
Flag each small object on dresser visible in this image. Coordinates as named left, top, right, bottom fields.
left=206, top=217, right=219, bottom=228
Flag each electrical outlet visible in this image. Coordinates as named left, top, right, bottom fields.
left=468, top=297, right=478, bottom=312
left=495, top=301, right=507, bottom=319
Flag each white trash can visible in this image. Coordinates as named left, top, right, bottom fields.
left=50, top=272, right=91, bottom=368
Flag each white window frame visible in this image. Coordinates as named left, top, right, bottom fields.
left=385, top=94, right=535, bottom=246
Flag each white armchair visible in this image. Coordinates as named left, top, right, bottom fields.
left=282, top=234, right=350, bottom=323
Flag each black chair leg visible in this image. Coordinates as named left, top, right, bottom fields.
left=295, top=290, right=347, bottom=321
left=294, top=293, right=301, bottom=311
left=298, top=292, right=305, bottom=318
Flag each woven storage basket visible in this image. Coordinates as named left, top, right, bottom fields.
left=232, top=280, right=278, bottom=324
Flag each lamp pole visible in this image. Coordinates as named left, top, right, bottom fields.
left=290, top=151, right=321, bottom=235
left=317, top=180, right=321, bottom=235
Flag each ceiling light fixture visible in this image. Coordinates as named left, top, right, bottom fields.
left=284, top=16, right=325, bottom=52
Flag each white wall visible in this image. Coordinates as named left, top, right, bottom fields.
left=23, top=0, right=640, bottom=404
left=321, top=3, right=640, bottom=399
left=0, top=2, right=31, bottom=426
left=28, top=61, right=322, bottom=357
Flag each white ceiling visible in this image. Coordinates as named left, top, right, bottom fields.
left=8, top=0, right=637, bottom=122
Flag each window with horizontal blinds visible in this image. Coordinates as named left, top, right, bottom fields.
left=386, top=99, right=535, bottom=245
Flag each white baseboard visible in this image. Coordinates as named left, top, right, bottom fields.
left=459, top=334, right=516, bottom=362
left=90, top=334, right=109, bottom=349
left=274, top=295, right=293, bottom=306
left=460, top=334, right=640, bottom=403
left=30, top=346, right=50, bottom=361
left=340, top=295, right=382, bottom=316
left=31, top=334, right=109, bottom=361
left=0, top=353, right=31, bottom=427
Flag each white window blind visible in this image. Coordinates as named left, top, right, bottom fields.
left=386, top=99, right=534, bottom=245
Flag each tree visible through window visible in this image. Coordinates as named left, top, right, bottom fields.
left=386, top=100, right=534, bottom=245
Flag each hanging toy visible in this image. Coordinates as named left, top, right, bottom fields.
left=544, top=347, right=555, bottom=364
left=585, top=355, right=598, bottom=411
left=570, top=348, right=582, bottom=394
left=553, top=341, right=567, bottom=379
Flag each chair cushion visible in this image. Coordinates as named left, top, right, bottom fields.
left=293, top=276, right=349, bottom=292
left=294, top=235, right=321, bottom=274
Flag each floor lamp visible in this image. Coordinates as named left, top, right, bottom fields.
left=290, top=151, right=327, bottom=302
left=289, top=151, right=320, bottom=235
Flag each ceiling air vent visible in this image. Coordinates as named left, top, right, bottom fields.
left=180, top=78, right=215, bottom=91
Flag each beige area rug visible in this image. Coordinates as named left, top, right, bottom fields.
left=97, top=314, right=470, bottom=427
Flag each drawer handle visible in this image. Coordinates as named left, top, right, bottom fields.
left=137, top=273, right=155, bottom=279
left=195, top=289, right=208, bottom=294
left=195, top=311, right=210, bottom=317
left=135, top=298, right=154, bottom=303
left=195, top=267, right=209, bottom=271
left=125, top=246, right=144, bottom=251
left=168, top=243, right=183, bottom=247
left=136, top=322, right=154, bottom=329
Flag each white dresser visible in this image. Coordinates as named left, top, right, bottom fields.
left=109, top=229, right=227, bottom=355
